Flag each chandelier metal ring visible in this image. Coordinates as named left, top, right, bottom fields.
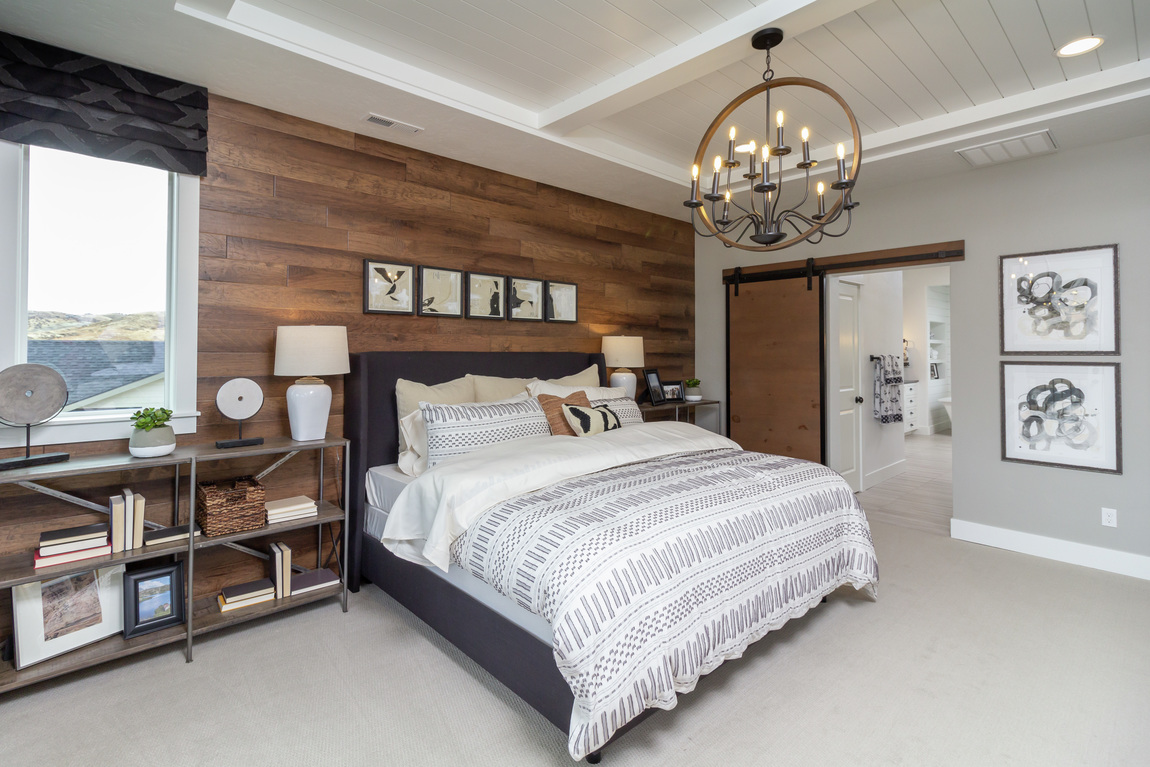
left=691, top=76, right=862, bottom=252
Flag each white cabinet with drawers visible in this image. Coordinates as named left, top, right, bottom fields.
left=902, top=382, right=920, bottom=432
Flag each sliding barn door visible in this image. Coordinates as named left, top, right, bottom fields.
left=728, top=276, right=823, bottom=462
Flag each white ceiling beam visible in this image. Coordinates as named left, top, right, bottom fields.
left=536, top=0, right=875, bottom=135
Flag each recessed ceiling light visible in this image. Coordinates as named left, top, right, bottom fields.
left=1057, top=36, right=1104, bottom=57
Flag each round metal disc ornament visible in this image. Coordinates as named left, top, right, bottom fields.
left=216, top=378, right=264, bottom=421
left=0, top=364, right=68, bottom=427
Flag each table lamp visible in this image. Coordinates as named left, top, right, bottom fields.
left=601, top=336, right=644, bottom=400
left=274, top=326, right=350, bottom=442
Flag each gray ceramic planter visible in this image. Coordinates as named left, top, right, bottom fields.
left=129, top=425, right=176, bottom=457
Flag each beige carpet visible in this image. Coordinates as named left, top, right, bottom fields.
left=3, top=521, right=1149, bottom=766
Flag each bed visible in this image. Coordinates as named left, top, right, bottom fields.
left=344, top=351, right=878, bottom=762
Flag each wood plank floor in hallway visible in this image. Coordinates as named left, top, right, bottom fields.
left=856, top=431, right=952, bottom=535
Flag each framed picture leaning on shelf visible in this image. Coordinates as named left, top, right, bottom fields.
left=123, top=561, right=186, bottom=639
left=662, top=381, right=685, bottom=402
left=643, top=369, right=665, bottom=405
left=999, top=245, right=1119, bottom=355
left=12, top=565, right=125, bottom=669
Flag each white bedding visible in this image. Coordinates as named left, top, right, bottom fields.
left=365, top=463, right=415, bottom=513
left=382, top=421, right=740, bottom=571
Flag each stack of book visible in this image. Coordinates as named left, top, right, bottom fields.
left=217, top=578, right=275, bottom=612
left=269, top=542, right=292, bottom=598
left=34, top=523, right=111, bottom=569
left=110, top=488, right=147, bottom=553
left=265, top=496, right=317, bottom=524
left=291, top=568, right=340, bottom=595
left=143, top=523, right=203, bottom=546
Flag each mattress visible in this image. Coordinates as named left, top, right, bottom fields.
left=364, top=465, right=552, bottom=643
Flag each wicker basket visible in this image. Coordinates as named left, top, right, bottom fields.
left=195, top=475, right=267, bottom=537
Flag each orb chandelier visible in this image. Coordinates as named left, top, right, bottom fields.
left=685, top=28, right=861, bottom=251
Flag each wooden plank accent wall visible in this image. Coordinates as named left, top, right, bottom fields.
left=0, top=95, right=694, bottom=636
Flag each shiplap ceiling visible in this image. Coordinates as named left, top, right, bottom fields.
left=2, top=0, right=1149, bottom=217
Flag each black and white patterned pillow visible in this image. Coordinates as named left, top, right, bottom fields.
left=422, top=399, right=550, bottom=467
left=562, top=403, right=621, bottom=437
left=589, top=397, right=643, bottom=426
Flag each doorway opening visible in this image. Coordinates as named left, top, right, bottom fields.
left=824, top=265, right=953, bottom=535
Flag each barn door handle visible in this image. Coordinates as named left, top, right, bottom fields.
left=854, top=396, right=864, bottom=404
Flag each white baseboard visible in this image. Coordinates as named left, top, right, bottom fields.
left=863, top=458, right=906, bottom=490
left=950, top=519, right=1150, bottom=581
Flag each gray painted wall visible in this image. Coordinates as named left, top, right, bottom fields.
left=695, top=133, right=1149, bottom=559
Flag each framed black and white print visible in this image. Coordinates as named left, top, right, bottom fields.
left=418, top=266, right=463, bottom=317
left=466, top=273, right=506, bottom=320
left=544, top=281, right=577, bottom=323
left=1001, top=362, right=1121, bottom=474
left=123, top=561, right=185, bottom=639
left=508, top=277, right=544, bottom=321
left=363, top=259, right=415, bottom=315
left=999, top=245, right=1118, bottom=355
left=643, top=368, right=665, bottom=405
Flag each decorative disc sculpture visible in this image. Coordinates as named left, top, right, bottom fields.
left=0, top=364, right=70, bottom=471
left=215, top=378, right=265, bottom=449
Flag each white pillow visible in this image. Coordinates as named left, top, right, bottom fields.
left=527, top=380, right=627, bottom=401
left=395, top=376, right=476, bottom=452
left=398, top=392, right=529, bottom=477
left=421, top=398, right=549, bottom=468
left=589, top=396, right=643, bottom=426
left=468, top=373, right=539, bottom=402
left=547, top=364, right=600, bottom=388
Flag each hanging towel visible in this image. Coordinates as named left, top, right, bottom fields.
left=874, top=354, right=903, bottom=424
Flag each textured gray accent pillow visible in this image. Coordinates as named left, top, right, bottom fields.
left=589, top=397, right=643, bottom=426
left=422, top=399, right=550, bottom=467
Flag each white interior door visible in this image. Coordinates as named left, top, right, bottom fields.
left=828, top=280, right=863, bottom=491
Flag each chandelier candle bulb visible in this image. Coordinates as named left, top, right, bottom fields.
left=727, top=126, right=737, bottom=165
left=801, top=128, right=810, bottom=163
left=747, top=140, right=757, bottom=177
left=776, top=110, right=784, bottom=149
left=685, top=164, right=703, bottom=208
left=836, top=143, right=847, bottom=182
left=718, top=189, right=731, bottom=225
left=816, top=182, right=826, bottom=218
left=705, top=155, right=722, bottom=200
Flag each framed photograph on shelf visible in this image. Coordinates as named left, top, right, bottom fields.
left=418, top=266, right=463, bottom=317
left=466, top=273, right=506, bottom=320
left=12, top=565, right=125, bottom=669
left=544, top=281, right=577, bottom=323
left=508, top=277, right=544, bottom=321
left=662, top=381, right=685, bottom=402
left=123, top=561, right=185, bottom=639
left=1001, top=361, right=1121, bottom=474
left=999, top=245, right=1118, bottom=355
left=929, top=363, right=940, bottom=380
left=363, top=260, right=415, bottom=315
left=642, top=368, right=665, bottom=405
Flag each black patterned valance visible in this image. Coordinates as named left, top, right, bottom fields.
left=0, top=31, right=207, bottom=176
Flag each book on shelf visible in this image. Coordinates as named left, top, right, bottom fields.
left=122, top=488, right=134, bottom=550
left=265, top=496, right=316, bottom=516
left=220, top=577, right=275, bottom=603
left=132, top=493, right=146, bottom=549
left=267, top=508, right=319, bottom=524
left=217, top=591, right=275, bottom=612
left=143, top=524, right=203, bottom=546
left=110, top=495, right=126, bottom=553
left=290, top=568, right=339, bottom=595
left=269, top=542, right=292, bottom=598
left=39, top=522, right=108, bottom=547
left=33, top=543, right=112, bottom=569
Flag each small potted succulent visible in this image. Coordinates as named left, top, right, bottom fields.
left=128, top=407, right=176, bottom=457
left=684, top=378, right=702, bottom=401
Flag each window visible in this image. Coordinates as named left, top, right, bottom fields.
left=0, top=141, right=199, bottom=446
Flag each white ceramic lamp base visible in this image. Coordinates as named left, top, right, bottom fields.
left=609, top=369, right=637, bottom=400
left=286, top=378, right=332, bottom=442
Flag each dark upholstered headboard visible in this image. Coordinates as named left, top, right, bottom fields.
left=342, top=351, right=606, bottom=589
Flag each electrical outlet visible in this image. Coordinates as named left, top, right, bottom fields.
left=1101, top=507, right=1117, bottom=528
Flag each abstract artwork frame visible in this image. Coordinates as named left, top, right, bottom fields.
left=1000, top=361, right=1121, bottom=474
left=363, top=259, right=415, bottom=315
left=508, top=277, right=544, bottom=321
left=418, top=266, right=464, bottom=318
left=999, top=245, right=1119, bottom=355
left=465, top=273, right=507, bottom=320
left=544, top=281, right=577, bottom=323
left=12, top=565, right=125, bottom=669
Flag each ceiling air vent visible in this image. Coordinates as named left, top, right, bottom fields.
left=956, top=129, right=1057, bottom=168
left=365, top=113, right=423, bottom=134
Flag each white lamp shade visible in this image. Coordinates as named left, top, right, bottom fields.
left=274, top=326, right=350, bottom=377
left=601, top=336, right=644, bottom=369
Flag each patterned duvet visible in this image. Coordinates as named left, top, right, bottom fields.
left=448, top=444, right=879, bottom=759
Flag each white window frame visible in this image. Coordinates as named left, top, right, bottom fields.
left=0, top=140, right=199, bottom=447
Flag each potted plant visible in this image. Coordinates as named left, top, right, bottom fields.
left=128, top=407, right=176, bottom=457
left=684, top=378, right=702, bottom=401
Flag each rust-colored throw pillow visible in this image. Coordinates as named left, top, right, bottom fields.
left=537, top=392, right=591, bottom=436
